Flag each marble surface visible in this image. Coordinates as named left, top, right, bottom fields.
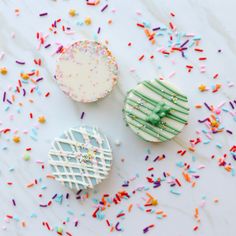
left=0, top=0, right=236, bottom=235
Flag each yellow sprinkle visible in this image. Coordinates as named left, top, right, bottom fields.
left=84, top=17, right=92, bottom=25
left=151, top=199, right=158, bottom=206
left=0, top=67, right=8, bottom=75
left=38, top=116, right=46, bottom=124
left=69, top=9, right=76, bottom=17
left=13, top=136, right=20, bottom=143
left=21, top=73, right=29, bottom=80
left=198, top=84, right=207, bottom=92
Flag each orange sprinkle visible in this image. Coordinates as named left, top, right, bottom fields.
left=162, top=213, right=167, bottom=218
left=128, top=204, right=133, bottom=212
left=46, top=174, right=55, bottom=179
left=26, top=182, right=35, bottom=188
left=195, top=104, right=202, bottom=108
left=182, top=172, right=191, bottom=183
left=156, top=210, right=163, bottom=214
left=188, top=147, right=195, bottom=152
left=21, top=221, right=27, bottom=227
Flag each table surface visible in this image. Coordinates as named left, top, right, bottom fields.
left=0, top=0, right=236, bottom=236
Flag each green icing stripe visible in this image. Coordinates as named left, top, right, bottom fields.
left=125, top=113, right=169, bottom=142
left=132, top=90, right=189, bottom=115
left=146, top=80, right=188, bottom=102
left=125, top=109, right=179, bottom=137
left=126, top=98, right=186, bottom=130
left=155, top=80, right=187, bottom=99
left=143, top=81, right=189, bottom=110
left=124, top=80, right=189, bottom=141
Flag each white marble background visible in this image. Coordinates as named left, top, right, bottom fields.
left=0, top=0, right=236, bottom=235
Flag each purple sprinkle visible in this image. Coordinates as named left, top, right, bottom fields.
left=145, top=155, right=149, bottom=161
left=76, top=196, right=81, bottom=200
left=15, top=60, right=25, bottom=65
left=80, top=112, right=85, bottom=119
left=193, top=175, right=200, bottom=179
left=75, top=221, right=78, bottom=227
left=229, top=101, right=234, bottom=109
left=97, top=27, right=101, bottom=34
left=204, top=102, right=211, bottom=111
left=153, top=156, right=159, bottom=162
left=7, top=99, right=12, bottom=104
left=101, top=4, right=108, bottom=12
left=39, top=12, right=48, bottom=17
left=22, top=88, right=26, bottom=96
left=152, top=27, right=160, bottom=31
left=12, top=199, right=16, bottom=206
left=44, top=44, right=51, bottom=49
left=163, top=172, right=166, bottom=178
left=115, top=222, right=122, bottom=231
left=76, top=189, right=82, bottom=195
left=226, top=130, right=233, bottom=134
left=36, top=77, right=44, bottom=82
left=143, top=227, right=149, bottom=233
left=52, top=194, right=57, bottom=199
left=3, top=92, right=6, bottom=102
left=180, top=39, right=189, bottom=48
left=56, top=45, right=63, bottom=53
left=122, top=183, right=129, bottom=187
left=154, top=181, right=161, bottom=188
left=66, top=193, right=69, bottom=199
left=198, top=118, right=209, bottom=123
left=39, top=204, right=47, bottom=207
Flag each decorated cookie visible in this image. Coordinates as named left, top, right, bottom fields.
left=123, top=79, right=190, bottom=142
left=55, top=40, right=118, bottom=103
left=48, top=126, right=113, bottom=191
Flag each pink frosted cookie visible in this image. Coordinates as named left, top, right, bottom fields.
left=56, top=40, right=118, bottom=103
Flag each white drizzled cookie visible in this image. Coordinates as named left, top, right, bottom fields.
left=56, top=40, right=118, bottom=103
left=123, top=79, right=190, bottom=142
left=48, top=126, right=112, bottom=191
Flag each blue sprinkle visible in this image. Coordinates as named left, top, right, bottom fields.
left=170, top=189, right=181, bottom=195
left=203, top=140, right=210, bottom=144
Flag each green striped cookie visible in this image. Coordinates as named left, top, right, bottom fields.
left=123, top=79, right=190, bottom=142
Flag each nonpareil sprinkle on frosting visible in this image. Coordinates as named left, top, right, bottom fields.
left=55, top=40, right=118, bottom=103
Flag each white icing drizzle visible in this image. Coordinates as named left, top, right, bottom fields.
left=48, top=126, right=112, bottom=191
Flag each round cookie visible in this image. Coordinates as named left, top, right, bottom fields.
left=48, top=126, right=112, bottom=191
left=123, top=79, right=189, bottom=142
left=55, top=40, right=118, bottom=103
